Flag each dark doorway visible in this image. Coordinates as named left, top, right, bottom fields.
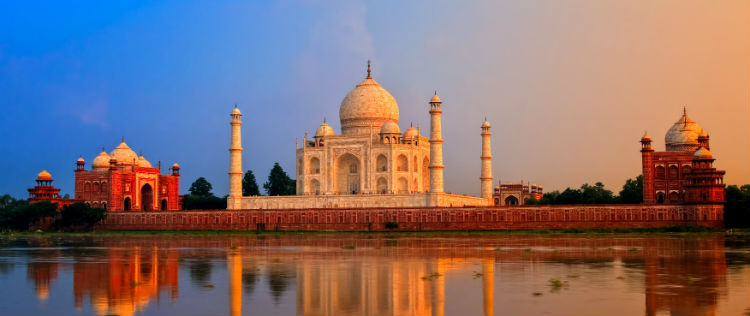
left=505, top=196, right=519, bottom=206
left=657, top=193, right=664, bottom=204
left=161, top=199, right=168, bottom=211
left=141, top=184, right=153, bottom=211
left=124, top=197, right=131, bottom=211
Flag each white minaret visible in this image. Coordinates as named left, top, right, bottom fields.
left=228, top=106, right=243, bottom=209
left=429, top=92, right=444, bottom=193
left=480, top=119, right=493, bottom=199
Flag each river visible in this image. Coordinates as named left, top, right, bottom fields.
left=0, top=233, right=748, bottom=316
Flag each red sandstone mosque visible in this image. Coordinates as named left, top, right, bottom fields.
left=71, top=141, right=182, bottom=211
left=640, top=108, right=725, bottom=205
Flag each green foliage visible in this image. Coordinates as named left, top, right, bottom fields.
left=535, top=178, right=638, bottom=205
left=725, top=185, right=750, bottom=228
left=56, top=202, right=107, bottom=231
left=242, top=170, right=261, bottom=196
left=182, top=194, right=226, bottom=210
left=0, top=200, right=56, bottom=231
left=619, top=175, right=643, bottom=204
left=183, top=177, right=226, bottom=209
left=263, top=162, right=296, bottom=196
left=189, top=177, right=213, bottom=196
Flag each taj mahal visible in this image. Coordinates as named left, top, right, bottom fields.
left=227, top=62, right=494, bottom=209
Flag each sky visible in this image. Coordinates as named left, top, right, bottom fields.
left=1, top=0, right=748, bottom=199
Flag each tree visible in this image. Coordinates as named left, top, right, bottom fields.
left=56, top=202, right=107, bottom=231
left=0, top=201, right=56, bottom=231
left=263, top=162, right=296, bottom=196
left=189, top=177, right=213, bottom=196
left=619, top=175, right=643, bottom=204
left=243, top=170, right=261, bottom=196
left=725, top=184, right=750, bottom=228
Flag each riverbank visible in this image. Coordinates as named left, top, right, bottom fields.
left=3, top=226, right=748, bottom=237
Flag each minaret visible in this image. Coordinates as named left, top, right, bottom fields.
left=429, top=92, right=444, bottom=193
left=480, top=119, right=493, bottom=199
left=228, top=106, right=243, bottom=209
left=640, top=131, right=655, bottom=204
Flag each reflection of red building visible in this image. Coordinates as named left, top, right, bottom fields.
left=74, top=141, right=181, bottom=211
left=27, top=170, right=77, bottom=208
left=641, top=109, right=725, bottom=204
left=73, top=247, right=180, bottom=316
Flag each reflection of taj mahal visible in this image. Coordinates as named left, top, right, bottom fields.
left=228, top=63, right=494, bottom=209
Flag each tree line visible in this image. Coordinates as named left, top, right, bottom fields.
left=0, top=195, right=107, bottom=232
left=182, top=162, right=295, bottom=209
left=524, top=176, right=643, bottom=205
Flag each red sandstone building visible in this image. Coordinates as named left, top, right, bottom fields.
left=28, top=170, right=78, bottom=208
left=493, top=181, right=543, bottom=206
left=640, top=109, right=725, bottom=204
left=74, top=141, right=181, bottom=211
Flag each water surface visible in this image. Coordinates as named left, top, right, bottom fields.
left=0, top=233, right=748, bottom=316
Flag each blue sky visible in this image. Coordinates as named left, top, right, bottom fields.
left=1, top=1, right=748, bottom=198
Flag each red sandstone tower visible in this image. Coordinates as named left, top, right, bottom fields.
left=684, top=147, right=725, bottom=204
left=641, top=132, right=655, bottom=204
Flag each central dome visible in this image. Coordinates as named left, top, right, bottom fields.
left=665, top=109, right=704, bottom=152
left=339, top=65, right=399, bottom=135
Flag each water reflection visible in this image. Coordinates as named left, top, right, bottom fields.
left=3, top=234, right=748, bottom=316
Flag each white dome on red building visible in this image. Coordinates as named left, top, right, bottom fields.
left=665, top=109, right=704, bottom=152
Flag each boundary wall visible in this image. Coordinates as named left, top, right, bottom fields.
left=98, top=204, right=723, bottom=231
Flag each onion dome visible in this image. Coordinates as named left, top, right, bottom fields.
left=172, top=163, right=180, bottom=169
left=665, top=109, right=704, bottom=152
left=403, top=125, right=418, bottom=139
left=231, top=106, right=241, bottom=116
left=694, top=147, right=713, bottom=159
left=380, top=120, right=401, bottom=135
left=36, top=170, right=52, bottom=181
left=110, top=141, right=138, bottom=165
left=77, top=157, right=85, bottom=163
left=137, top=154, right=152, bottom=168
left=315, top=122, right=335, bottom=137
left=481, top=119, right=491, bottom=128
left=92, top=150, right=111, bottom=170
left=339, top=62, right=399, bottom=135
left=430, top=92, right=441, bottom=104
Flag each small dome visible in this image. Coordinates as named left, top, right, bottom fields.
left=380, top=120, right=401, bottom=134
left=137, top=155, right=152, bottom=168
left=430, top=93, right=441, bottom=103
left=37, top=170, right=52, bottom=181
left=641, top=131, right=651, bottom=140
left=481, top=120, right=491, bottom=128
left=315, top=122, right=335, bottom=137
left=665, top=110, right=704, bottom=152
left=77, top=157, right=85, bottom=163
left=92, top=150, right=111, bottom=170
left=232, top=107, right=241, bottom=116
left=694, top=147, right=712, bottom=159
left=403, top=126, right=418, bottom=139
left=110, top=141, right=138, bottom=165
left=172, top=163, right=180, bottom=169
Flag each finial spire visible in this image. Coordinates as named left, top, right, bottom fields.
left=235, top=103, right=238, bottom=108
left=683, top=106, right=686, bottom=115
left=323, top=117, right=326, bottom=124
left=434, top=90, right=437, bottom=95
left=366, top=60, right=371, bottom=78
left=121, top=136, right=124, bottom=142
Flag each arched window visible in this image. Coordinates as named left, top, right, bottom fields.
left=656, top=193, right=664, bottom=204
left=124, top=197, right=131, bottom=211
left=396, top=177, right=408, bottom=194
left=377, top=177, right=388, bottom=194
left=505, top=196, right=519, bottom=206
left=655, top=166, right=665, bottom=179
left=376, top=155, right=388, bottom=172
left=161, top=199, right=168, bottom=211
left=668, top=191, right=680, bottom=203
left=310, top=179, right=321, bottom=195
left=668, top=165, right=679, bottom=179
left=396, top=155, right=408, bottom=172
left=309, top=157, right=320, bottom=174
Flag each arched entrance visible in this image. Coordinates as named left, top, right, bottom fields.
left=161, top=199, right=168, bottom=211
left=310, top=179, right=321, bottom=195
left=396, top=177, right=408, bottom=194
left=123, top=197, right=131, bottom=211
left=504, top=195, right=519, bottom=206
left=377, top=177, right=388, bottom=194
left=335, top=153, right=360, bottom=194
left=141, top=184, right=153, bottom=211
